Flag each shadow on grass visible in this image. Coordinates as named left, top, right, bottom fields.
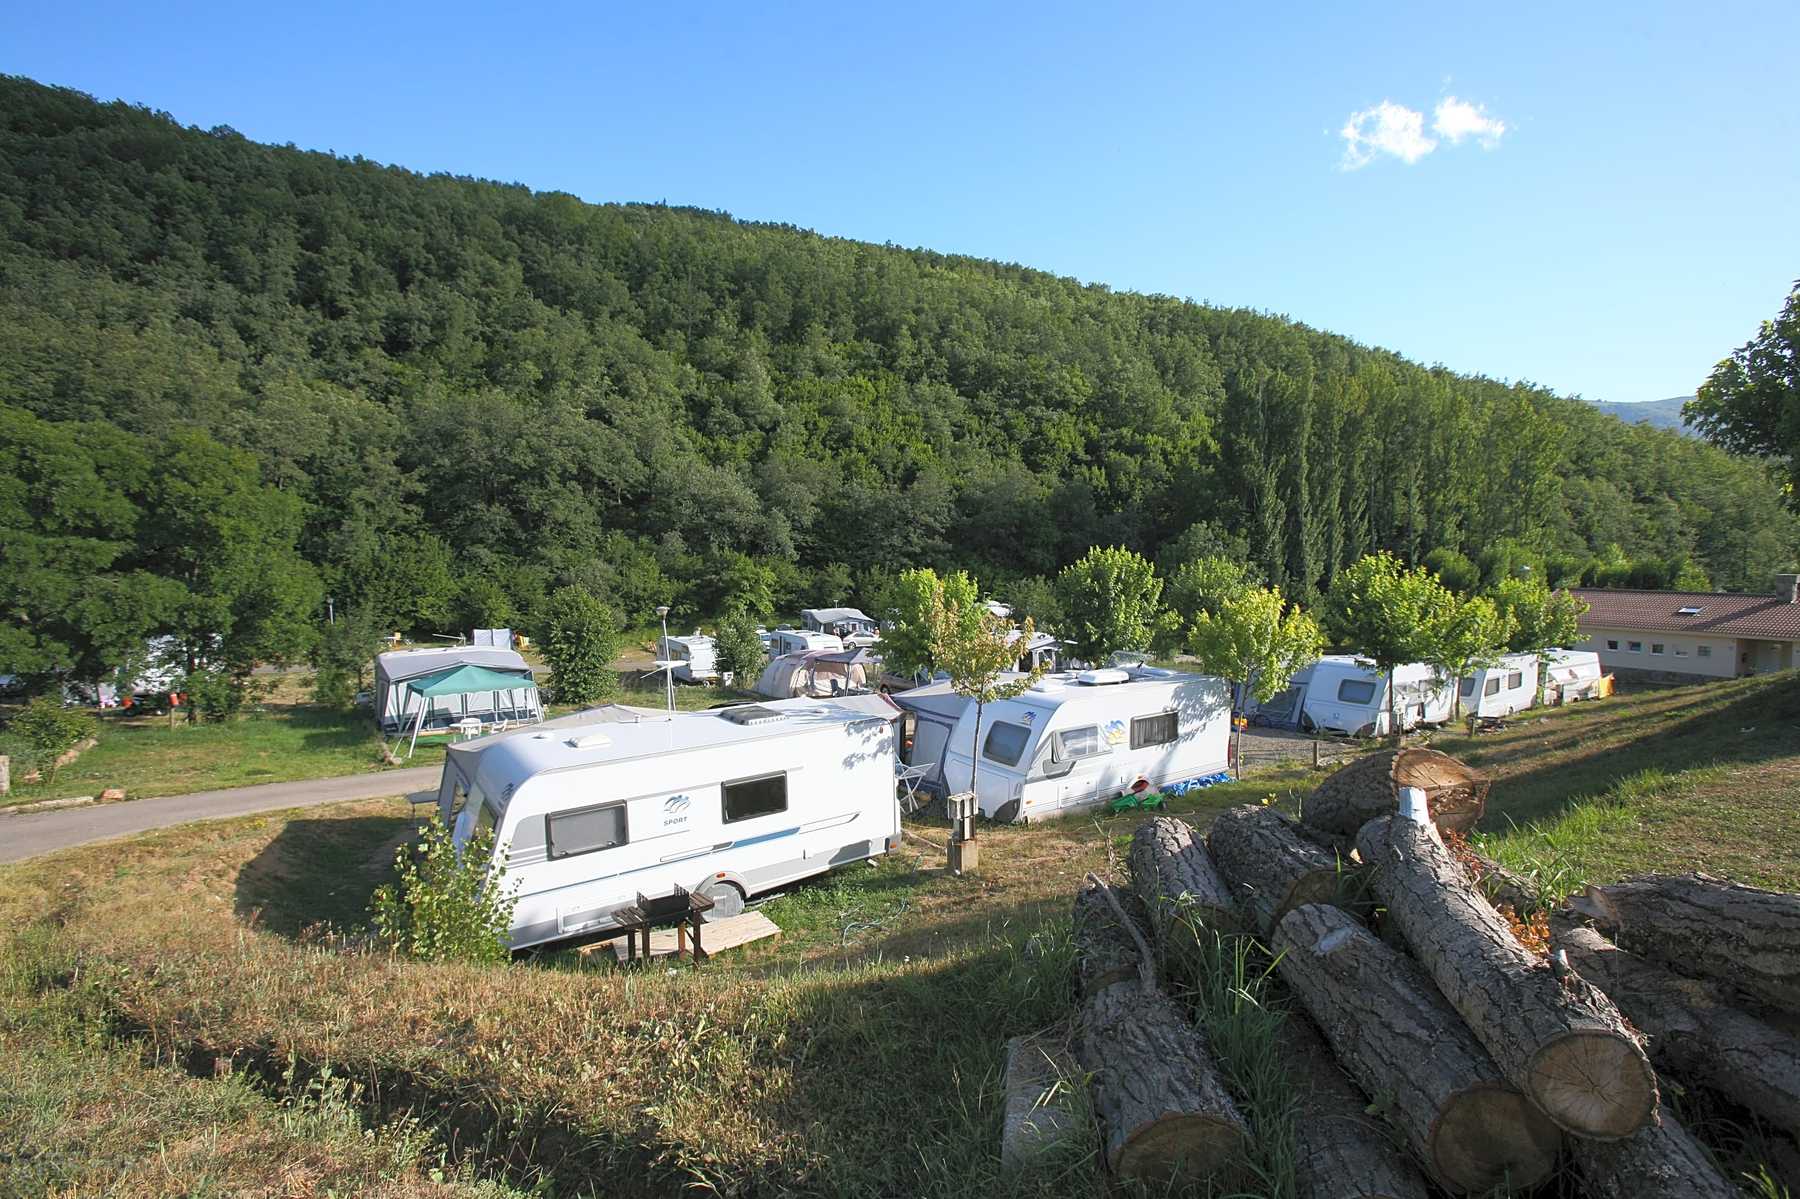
left=234, top=815, right=414, bottom=937
left=1472, top=674, right=1800, bottom=831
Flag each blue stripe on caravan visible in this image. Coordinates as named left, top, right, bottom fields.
left=723, top=825, right=801, bottom=852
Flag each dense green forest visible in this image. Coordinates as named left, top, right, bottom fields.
left=1, top=75, right=1795, bottom=687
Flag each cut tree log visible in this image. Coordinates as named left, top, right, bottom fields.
left=1128, top=816, right=1241, bottom=982
left=1571, top=873, right=1800, bottom=1016
left=1208, top=804, right=1347, bottom=936
left=1303, top=749, right=1489, bottom=838
left=1272, top=903, right=1561, bottom=1194
left=1073, top=879, right=1152, bottom=999
left=1355, top=816, right=1657, bottom=1139
left=1554, top=921, right=1800, bottom=1141
left=1276, top=1010, right=1432, bottom=1199
left=1568, top=1100, right=1742, bottom=1199
left=1462, top=848, right=1541, bottom=916
left=1079, top=979, right=1250, bottom=1188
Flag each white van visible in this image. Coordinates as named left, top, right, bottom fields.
left=1459, top=652, right=1541, bottom=719
left=440, top=696, right=901, bottom=951
left=1299, top=656, right=1455, bottom=738
left=767, top=628, right=844, bottom=657
left=896, top=667, right=1231, bottom=823
left=657, top=634, right=719, bottom=684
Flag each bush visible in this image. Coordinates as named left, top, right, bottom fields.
left=714, top=611, right=768, bottom=683
left=539, top=584, right=620, bottom=706
left=370, top=813, right=518, bottom=964
left=180, top=667, right=247, bottom=721
left=8, top=696, right=98, bottom=784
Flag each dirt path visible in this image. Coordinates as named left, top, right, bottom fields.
left=0, top=766, right=442, bottom=865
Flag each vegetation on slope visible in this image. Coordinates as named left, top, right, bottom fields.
left=2, top=74, right=1796, bottom=695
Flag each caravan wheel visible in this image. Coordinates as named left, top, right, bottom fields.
left=700, top=880, right=745, bottom=922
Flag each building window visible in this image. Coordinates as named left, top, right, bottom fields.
left=1506, top=671, right=1524, bottom=689
left=1131, top=711, right=1179, bottom=749
left=1673, top=646, right=1689, bottom=657
left=546, top=802, right=628, bottom=860
left=1606, top=639, right=1619, bottom=651
left=1651, top=643, right=1665, bottom=656
left=1337, top=679, right=1377, bottom=704
left=983, top=722, right=1032, bottom=767
left=1697, top=645, right=1712, bottom=658
left=723, top=772, right=788, bottom=823
left=1627, top=641, right=1643, bottom=653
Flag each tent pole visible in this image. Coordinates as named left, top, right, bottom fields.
left=407, top=699, right=426, bottom=759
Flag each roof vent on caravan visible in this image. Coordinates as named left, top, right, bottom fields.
left=1076, top=668, right=1131, bottom=686
left=719, top=704, right=788, bottom=726
left=566, top=731, right=613, bottom=749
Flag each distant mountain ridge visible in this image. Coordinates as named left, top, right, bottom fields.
left=1589, top=395, right=1694, bottom=433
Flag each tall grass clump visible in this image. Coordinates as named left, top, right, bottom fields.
left=370, top=814, right=518, bottom=963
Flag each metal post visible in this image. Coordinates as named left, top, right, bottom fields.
left=656, top=605, right=673, bottom=713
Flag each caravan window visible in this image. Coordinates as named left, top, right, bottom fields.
left=1506, top=670, right=1524, bottom=689
left=546, top=802, right=628, bottom=860
left=1484, top=677, right=1501, bottom=697
left=1459, top=677, right=1475, bottom=697
left=723, top=773, right=788, bottom=824
left=1336, top=679, right=1377, bottom=705
left=983, top=722, right=1032, bottom=766
left=1055, top=725, right=1104, bottom=760
left=1131, top=711, right=1179, bottom=749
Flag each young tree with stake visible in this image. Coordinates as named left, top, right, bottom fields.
left=1188, top=586, right=1325, bottom=774
left=1422, top=593, right=1514, bottom=721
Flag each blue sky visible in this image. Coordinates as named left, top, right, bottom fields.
left=4, top=0, right=1796, bottom=404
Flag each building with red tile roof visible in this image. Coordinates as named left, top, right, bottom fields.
left=1571, top=575, right=1800, bottom=680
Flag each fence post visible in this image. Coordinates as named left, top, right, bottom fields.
left=0, top=754, right=9, bottom=795
left=1312, top=739, right=1320, bottom=769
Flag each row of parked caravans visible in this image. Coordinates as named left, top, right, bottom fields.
left=438, top=665, right=1234, bottom=952
left=1246, top=649, right=1606, bottom=736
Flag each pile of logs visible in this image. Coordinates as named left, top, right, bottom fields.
left=1066, top=751, right=1800, bottom=1197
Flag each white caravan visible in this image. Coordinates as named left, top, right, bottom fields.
left=1543, top=648, right=1606, bottom=703
left=897, top=667, right=1231, bottom=823
left=440, top=696, right=902, bottom=951
left=800, top=608, right=881, bottom=648
left=1459, top=652, right=1541, bottom=719
left=656, top=633, right=719, bottom=684
left=375, top=646, right=539, bottom=733
left=1299, top=656, right=1455, bottom=738
left=767, top=628, right=844, bottom=657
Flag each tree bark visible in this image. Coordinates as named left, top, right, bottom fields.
left=1302, top=749, right=1487, bottom=838
left=1568, top=1101, right=1743, bottom=1199
left=1355, top=816, right=1657, bottom=1139
left=1572, top=873, right=1800, bottom=1016
left=1078, top=979, right=1250, bottom=1189
left=1277, top=1010, right=1432, bottom=1199
left=1128, top=816, right=1242, bottom=983
left=1272, top=903, right=1561, bottom=1194
left=1463, top=848, right=1541, bottom=916
left=1208, top=803, right=1347, bottom=936
left=1554, top=921, right=1800, bottom=1141
left=1073, top=879, right=1151, bottom=1000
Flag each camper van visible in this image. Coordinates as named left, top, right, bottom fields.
left=657, top=634, right=719, bottom=684
left=1298, top=656, right=1455, bottom=738
left=767, top=628, right=844, bottom=657
left=800, top=608, right=880, bottom=648
left=1459, top=652, right=1541, bottom=719
left=1543, top=648, right=1607, bottom=703
left=895, top=667, right=1231, bottom=823
left=375, top=646, right=540, bottom=734
left=439, top=696, right=902, bottom=951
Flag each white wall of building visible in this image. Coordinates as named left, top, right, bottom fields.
left=1575, top=626, right=1740, bottom=679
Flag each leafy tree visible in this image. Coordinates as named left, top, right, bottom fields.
left=927, top=594, right=1046, bottom=839
left=1003, top=574, right=1066, bottom=641
left=1489, top=577, right=1588, bottom=654
left=713, top=610, right=768, bottom=685
left=1421, top=594, right=1513, bottom=720
left=539, top=585, right=620, bottom=706
left=370, top=813, right=519, bottom=964
left=874, top=567, right=979, bottom=682
left=1159, top=555, right=1252, bottom=651
left=1056, top=546, right=1163, bottom=664
left=6, top=696, right=97, bottom=785
left=310, top=607, right=388, bottom=709
left=1323, top=552, right=1456, bottom=739
left=1423, top=547, right=1481, bottom=593
left=1187, top=586, right=1324, bottom=708
left=1687, top=282, right=1800, bottom=504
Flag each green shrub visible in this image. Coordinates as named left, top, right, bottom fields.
left=713, top=611, right=768, bottom=683
left=539, top=584, right=620, bottom=707
left=370, top=813, right=518, bottom=964
left=7, top=697, right=98, bottom=784
left=180, top=668, right=248, bottom=721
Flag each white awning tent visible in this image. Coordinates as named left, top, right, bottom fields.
left=374, top=646, right=535, bottom=732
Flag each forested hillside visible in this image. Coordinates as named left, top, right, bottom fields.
left=2, top=76, right=1795, bottom=683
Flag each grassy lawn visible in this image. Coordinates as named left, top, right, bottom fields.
left=1, top=671, right=1796, bottom=1195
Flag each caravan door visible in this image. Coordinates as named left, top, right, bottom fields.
left=1048, top=721, right=1115, bottom=813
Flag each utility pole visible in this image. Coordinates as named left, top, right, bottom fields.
left=656, top=605, right=674, bottom=713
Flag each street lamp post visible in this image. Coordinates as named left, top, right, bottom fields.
left=656, top=605, right=673, bottom=713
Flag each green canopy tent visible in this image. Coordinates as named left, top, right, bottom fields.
left=396, top=663, right=542, bottom=759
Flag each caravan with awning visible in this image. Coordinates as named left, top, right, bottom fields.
left=374, top=646, right=540, bottom=733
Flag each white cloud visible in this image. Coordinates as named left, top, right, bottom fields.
left=1432, top=96, right=1508, bottom=147
left=1340, top=101, right=1436, bottom=170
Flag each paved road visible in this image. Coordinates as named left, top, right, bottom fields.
left=0, top=766, right=443, bottom=865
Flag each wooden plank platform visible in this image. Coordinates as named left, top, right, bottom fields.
left=585, top=910, right=782, bottom=964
